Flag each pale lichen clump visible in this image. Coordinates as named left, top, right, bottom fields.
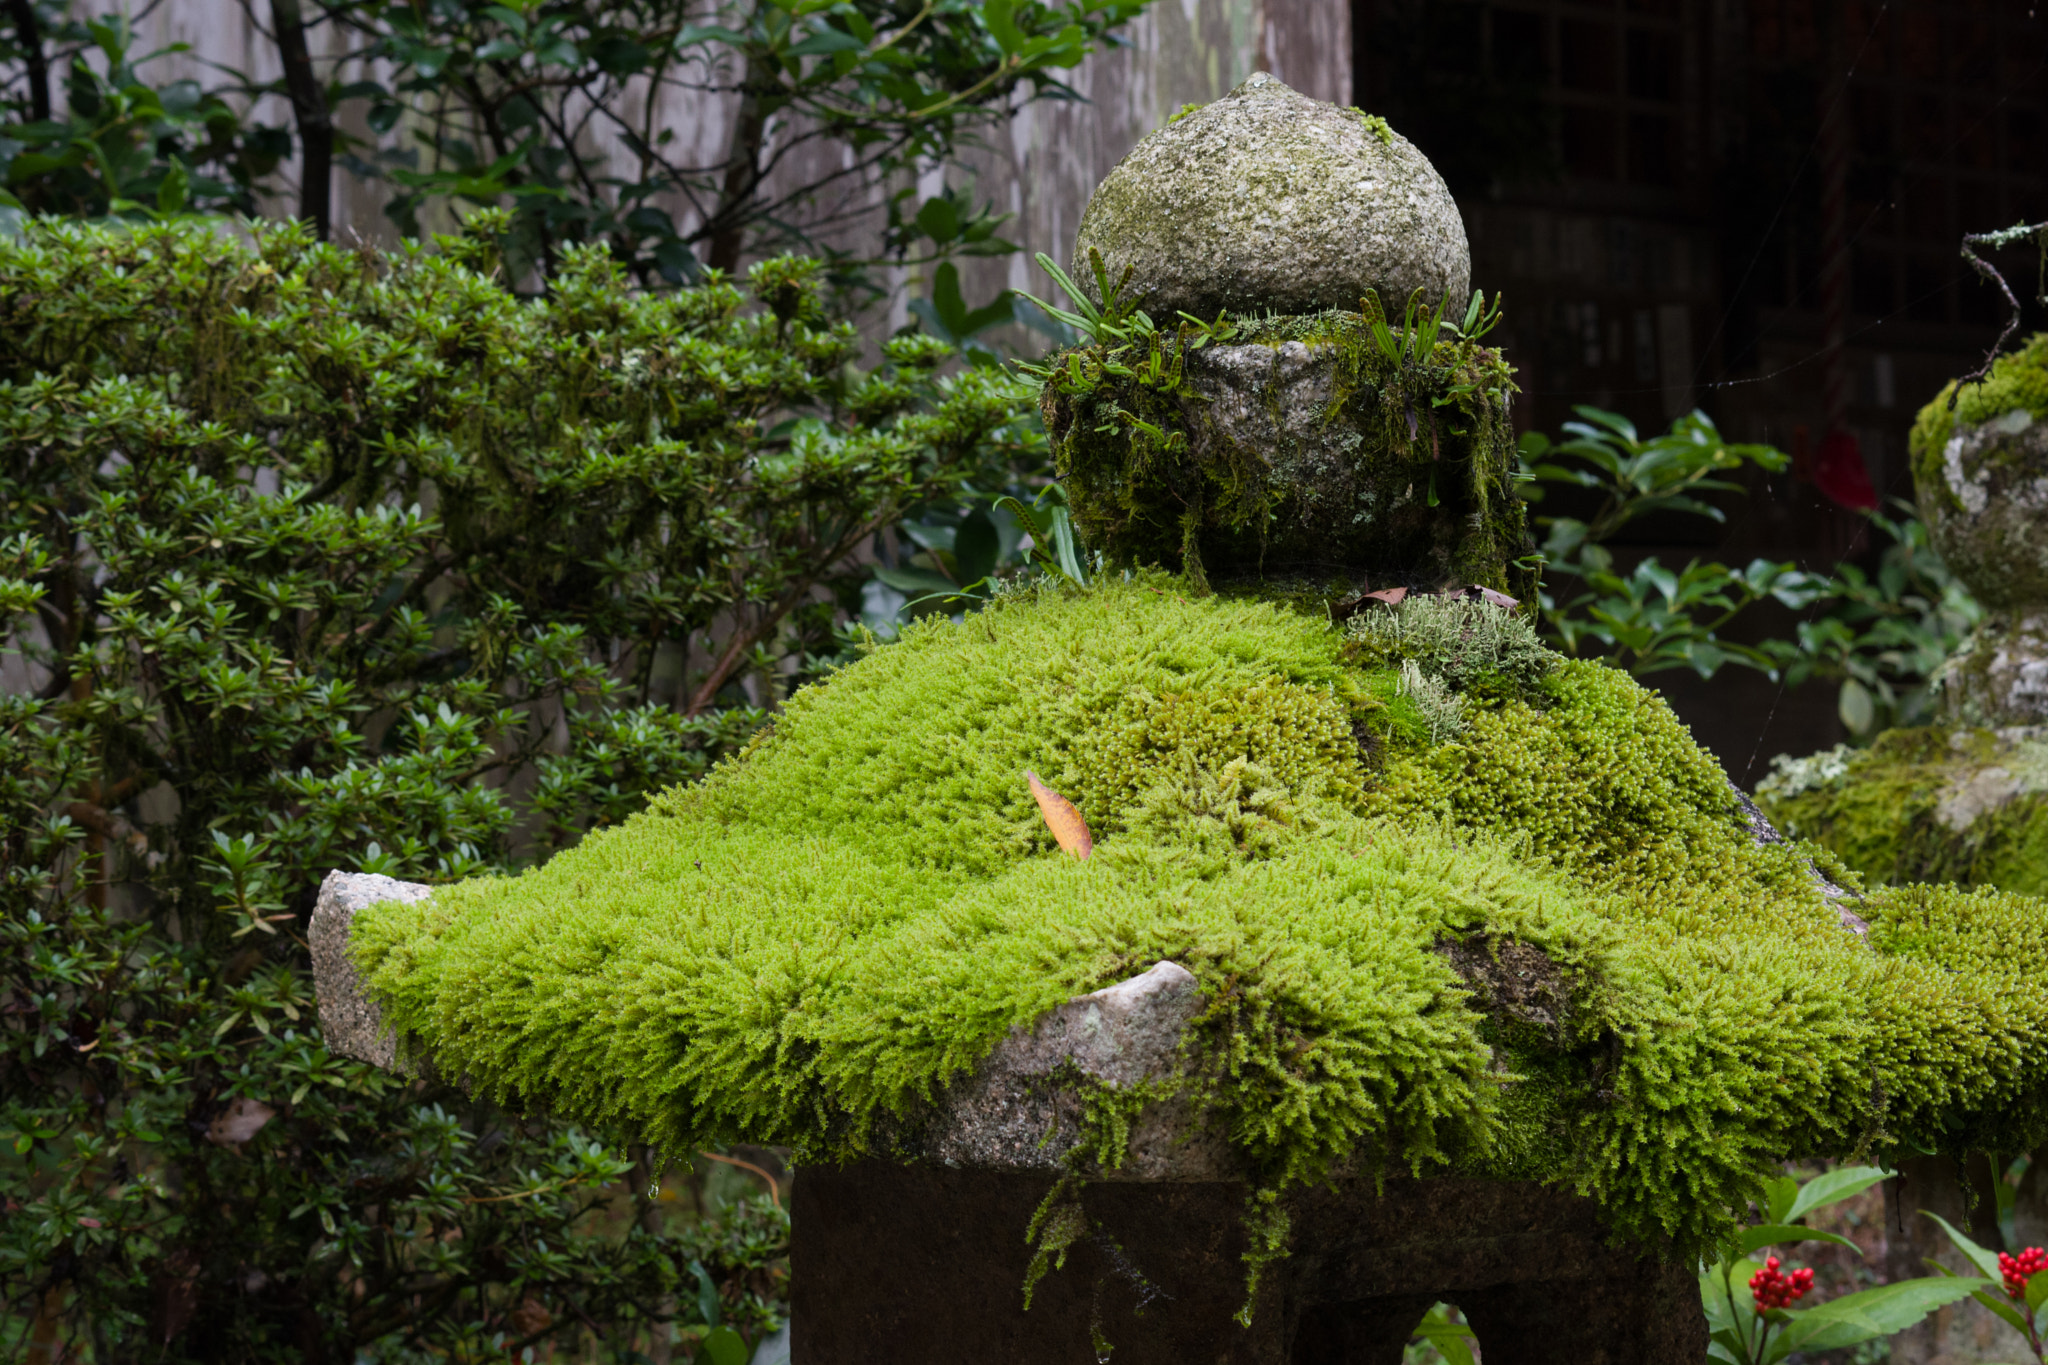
left=351, top=578, right=2048, bottom=1258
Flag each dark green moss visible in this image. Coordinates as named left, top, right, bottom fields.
left=1037, top=309, right=1532, bottom=603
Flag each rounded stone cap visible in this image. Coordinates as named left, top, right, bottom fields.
left=1911, top=334, right=2048, bottom=613
left=1070, top=72, right=1470, bottom=321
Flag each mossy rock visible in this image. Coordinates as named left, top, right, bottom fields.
left=1935, top=611, right=2048, bottom=727
left=1909, top=332, right=2048, bottom=612
left=1756, top=726, right=2048, bottom=896
left=1071, top=73, right=1469, bottom=321
left=351, top=579, right=2048, bottom=1260
left=1041, top=312, right=1530, bottom=599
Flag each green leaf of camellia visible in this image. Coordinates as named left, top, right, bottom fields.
left=1776, top=1278, right=1990, bottom=1353
left=694, top=1325, right=749, bottom=1365
left=1923, top=1211, right=2004, bottom=1280
left=1838, top=676, right=1876, bottom=734
left=1781, top=1165, right=1892, bottom=1224
left=1737, top=1224, right=1862, bottom=1256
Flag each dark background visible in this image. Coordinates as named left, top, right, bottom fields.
left=1352, top=0, right=2048, bottom=781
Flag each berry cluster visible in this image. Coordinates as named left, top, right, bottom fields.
left=2000, top=1247, right=2048, bottom=1299
left=1750, top=1256, right=1815, bottom=1311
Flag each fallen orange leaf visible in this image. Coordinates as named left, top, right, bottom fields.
left=1027, top=771, right=1093, bottom=860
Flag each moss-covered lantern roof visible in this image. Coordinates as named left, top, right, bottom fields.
left=354, top=580, right=2048, bottom=1258
left=347, top=103, right=2048, bottom=1281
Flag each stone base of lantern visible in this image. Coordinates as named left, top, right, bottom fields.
left=791, top=1161, right=1704, bottom=1365
left=311, top=875, right=1708, bottom=1364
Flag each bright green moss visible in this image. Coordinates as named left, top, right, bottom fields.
left=1910, top=331, right=2048, bottom=511
left=354, top=578, right=2048, bottom=1260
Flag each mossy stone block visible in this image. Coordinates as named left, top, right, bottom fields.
left=345, top=580, right=2048, bottom=1262
left=1041, top=312, right=1529, bottom=599
left=1757, top=726, right=2048, bottom=895
left=1938, top=609, right=2048, bottom=727
left=1071, top=73, right=1470, bottom=321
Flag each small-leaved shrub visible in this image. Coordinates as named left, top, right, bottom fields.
left=0, top=213, right=1040, bottom=1361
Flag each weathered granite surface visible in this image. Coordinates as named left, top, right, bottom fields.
left=894, top=959, right=1237, bottom=1180
left=1919, top=403, right=2048, bottom=726
left=1924, top=407, right=2048, bottom=612
left=310, top=870, right=432, bottom=1071
left=1070, top=72, right=1470, bottom=321
left=1170, top=335, right=1509, bottom=587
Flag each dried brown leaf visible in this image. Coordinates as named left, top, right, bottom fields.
left=1027, top=771, right=1093, bottom=860
left=206, top=1097, right=275, bottom=1148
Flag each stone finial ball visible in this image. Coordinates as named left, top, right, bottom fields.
left=1070, top=73, right=1470, bottom=321
left=1910, top=333, right=2048, bottom=612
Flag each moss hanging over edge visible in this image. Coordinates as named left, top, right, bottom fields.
left=1038, top=307, right=1532, bottom=605
left=346, top=579, right=2048, bottom=1270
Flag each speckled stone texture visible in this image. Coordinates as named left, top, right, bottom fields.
left=309, top=870, right=431, bottom=1070
left=1070, top=72, right=1470, bottom=321
left=889, top=960, right=1238, bottom=1179
left=1923, top=408, right=2048, bottom=612
left=793, top=1163, right=1705, bottom=1365
left=1918, top=408, right=2048, bottom=725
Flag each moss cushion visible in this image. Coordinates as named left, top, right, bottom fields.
left=352, top=579, right=2048, bottom=1255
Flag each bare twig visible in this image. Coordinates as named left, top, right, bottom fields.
left=696, top=1149, right=782, bottom=1208
left=1950, top=220, right=2048, bottom=409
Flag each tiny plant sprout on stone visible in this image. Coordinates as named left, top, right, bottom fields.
left=313, top=75, right=2048, bottom=1364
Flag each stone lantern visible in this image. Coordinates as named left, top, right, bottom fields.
left=1753, top=334, right=2048, bottom=1365
left=1914, top=333, right=2048, bottom=728
left=313, top=79, right=2048, bottom=1365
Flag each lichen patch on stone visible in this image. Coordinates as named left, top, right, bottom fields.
left=1069, top=73, right=1470, bottom=321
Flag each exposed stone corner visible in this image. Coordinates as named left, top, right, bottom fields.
left=309, top=870, right=432, bottom=1071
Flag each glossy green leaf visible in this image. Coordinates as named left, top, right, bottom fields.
left=1737, top=1225, right=1862, bottom=1256
left=1782, top=1166, right=1891, bottom=1225
left=1777, top=1277, right=1990, bottom=1353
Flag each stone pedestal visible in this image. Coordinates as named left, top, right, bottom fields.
left=794, top=1164, right=1702, bottom=1365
